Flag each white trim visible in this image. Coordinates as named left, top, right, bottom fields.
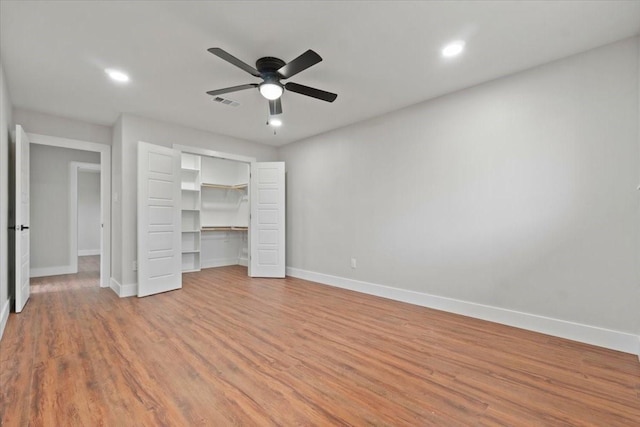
left=109, top=277, right=137, bottom=298
left=28, top=133, right=111, bottom=288
left=0, top=300, right=10, bottom=341
left=78, top=249, right=100, bottom=256
left=30, top=265, right=75, bottom=278
left=69, top=162, right=100, bottom=275
left=173, top=144, right=256, bottom=164
left=286, top=267, right=640, bottom=356
left=109, top=277, right=120, bottom=296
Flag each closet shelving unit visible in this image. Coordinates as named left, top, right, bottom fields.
left=180, top=153, right=201, bottom=272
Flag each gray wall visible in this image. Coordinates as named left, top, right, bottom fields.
left=13, top=108, right=112, bottom=146
left=0, top=61, right=13, bottom=336
left=30, top=145, right=99, bottom=272
left=278, top=37, right=640, bottom=335
left=77, top=171, right=100, bottom=253
left=112, top=113, right=279, bottom=286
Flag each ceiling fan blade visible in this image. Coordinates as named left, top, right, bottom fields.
left=269, top=98, right=283, bottom=115
left=285, top=82, right=337, bottom=102
left=206, top=83, right=258, bottom=97
left=208, top=48, right=261, bottom=77
left=277, top=50, right=322, bottom=79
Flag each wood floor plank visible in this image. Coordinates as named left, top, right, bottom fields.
left=1, top=259, right=639, bottom=425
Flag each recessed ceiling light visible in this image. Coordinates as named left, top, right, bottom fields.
left=105, top=68, right=130, bottom=83
left=441, top=41, right=465, bottom=58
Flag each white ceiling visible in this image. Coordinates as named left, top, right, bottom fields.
left=1, top=1, right=639, bottom=146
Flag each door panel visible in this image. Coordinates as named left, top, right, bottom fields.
left=137, top=142, right=182, bottom=297
left=250, top=162, right=285, bottom=277
left=14, top=125, right=30, bottom=312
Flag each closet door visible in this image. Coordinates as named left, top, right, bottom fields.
left=249, top=162, right=285, bottom=278
left=137, top=141, right=182, bottom=297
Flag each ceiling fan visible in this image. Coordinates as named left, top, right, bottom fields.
left=206, top=48, right=337, bottom=119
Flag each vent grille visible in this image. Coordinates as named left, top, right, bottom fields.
left=212, top=96, right=240, bottom=107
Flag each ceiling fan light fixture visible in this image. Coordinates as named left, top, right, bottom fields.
left=268, top=116, right=283, bottom=127
left=259, top=82, right=283, bottom=100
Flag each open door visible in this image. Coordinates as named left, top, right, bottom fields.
left=14, top=125, right=30, bottom=312
left=137, top=141, right=182, bottom=297
left=249, top=162, right=285, bottom=278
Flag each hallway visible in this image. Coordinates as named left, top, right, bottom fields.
left=31, top=256, right=100, bottom=294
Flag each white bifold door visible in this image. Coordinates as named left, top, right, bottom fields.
left=249, top=162, right=285, bottom=278
left=137, top=142, right=182, bottom=297
left=14, top=125, right=31, bottom=312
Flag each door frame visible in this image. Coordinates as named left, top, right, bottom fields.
left=69, top=162, right=101, bottom=272
left=172, top=145, right=256, bottom=165
left=28, top=133, right=111, bottom=287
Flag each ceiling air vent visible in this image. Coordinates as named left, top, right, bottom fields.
left=212, top=96, right=240, bottom=107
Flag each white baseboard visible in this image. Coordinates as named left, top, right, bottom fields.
left=109, top=277, right=120, bottom=296
left=201, top=257, right=241, bottom=269
left=78, top=249, right=100, bottom=256
left=109, top=277, right=137, bottom=298
left=30, top=265, right=76, bottom=278
left=0, top=300, right=10, bottom=341
left=238, top=257, right=248, bottom=267
left=286, top=267, right=640, bottom=356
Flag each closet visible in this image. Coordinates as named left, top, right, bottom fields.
left=138, top=141, right=285, bottom=298
left=180, top=153, right=250, bottom=272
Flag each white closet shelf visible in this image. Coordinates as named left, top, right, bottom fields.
left=201, top=183, right=248, bottom=190
left=181, top=166, right=200, bottom=172
left=181, top=187, right=200, bottom=192
left=181, top=249, right=201, bottom=254
left=182, top=229, right=201, bottom=233
left=201, top=226, right=248, bottom=232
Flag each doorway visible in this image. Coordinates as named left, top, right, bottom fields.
left=27, top=133, right=110, bottom=287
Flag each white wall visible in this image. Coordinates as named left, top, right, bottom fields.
left=77, top=171, right=100, bottom=254
left=0, top=60, right=13, bottom=338
left=115, top=114, right=278, bottom=288
left=278, top=37, right=640, bottom=339
left=13, top=108, right=112, bottom=146
left=30, top=145, right=99, bottom=275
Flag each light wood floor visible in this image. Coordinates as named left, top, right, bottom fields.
left=1, top=264, right=639, bottom=426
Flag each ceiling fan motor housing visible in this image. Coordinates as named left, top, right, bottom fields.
left=256, top=57, right=287, bottom=76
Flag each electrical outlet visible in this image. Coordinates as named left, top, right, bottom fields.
left=351, top=258, right=357, bottom=269
left=133, top=260, right=138, bottom=271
